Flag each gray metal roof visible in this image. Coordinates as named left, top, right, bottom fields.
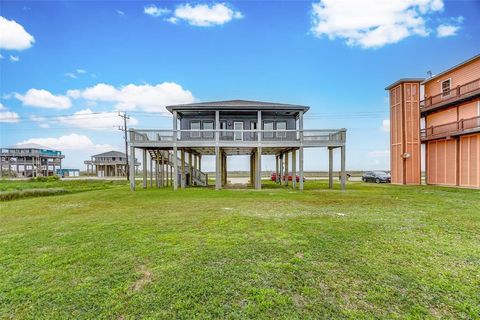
left=421, top=54, right=480, bottom=84
left=385, top=78, right=424, bottom=90
left=7, top=143, right=60, bottom=151
left=92, top=150, right=126, bottom=158
left=165, top=99, right=310, bottom=113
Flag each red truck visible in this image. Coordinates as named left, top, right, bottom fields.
left=270, top=172, right=305, bottom=182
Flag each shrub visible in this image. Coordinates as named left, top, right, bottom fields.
left=29, top=176, right=60, bottom=182
left=0, top=188, right=69, bottom=201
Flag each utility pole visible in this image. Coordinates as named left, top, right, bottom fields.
left=118, top=112, right=130, bottom=181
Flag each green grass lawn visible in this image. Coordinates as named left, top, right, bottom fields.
left=1, top=180, right=479, bottom=319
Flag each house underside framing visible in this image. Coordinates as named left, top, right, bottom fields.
left=129, top=132, right=347, bottom=191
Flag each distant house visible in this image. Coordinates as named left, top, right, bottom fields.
left=0, top=143, right=64, bottom=178
left=128, top=99, right=347, bottom=190
left=56, top=168, right=80, bottom=177
left=386, top=54, right=480, bottom=188
left=84, top=150, right=139, bottom=177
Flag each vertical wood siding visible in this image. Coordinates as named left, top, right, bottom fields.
left=427, top=139, right=457, bottom=186
left=424, top=58, right=480, bottom=98
left=390, top=85, right=403, bottom=184
left=460, top=133, right=480, bottom=188
left=404, top=83, right=421, bottom=184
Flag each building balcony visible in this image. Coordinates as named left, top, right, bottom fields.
left=420, top=115, right=480, bottom=141
left=420, top=78, right=480, bottom=113
left=129, top=129, right=346, bottom=148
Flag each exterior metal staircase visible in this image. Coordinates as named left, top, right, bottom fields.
left=147, top=149, right=208, bottom=186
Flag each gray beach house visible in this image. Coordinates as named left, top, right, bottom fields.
left=128, top=100, right=346, bottom=190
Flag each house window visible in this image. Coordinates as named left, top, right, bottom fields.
left=441, top=79, right=451, bottom=97
left=203, top=121, right=214, bottom=139
left=190, top=121, right=201, bottom=138
left=220, top=121, right=227, bottom=138
left=234, top=122, right=243, bottom=141
left=250, top=121, right=257, bottom=140
left=263, top=121, right=274, bottom=139
left=276, top=121, right=287, bottom=139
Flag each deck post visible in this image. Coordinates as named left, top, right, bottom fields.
left=188, top=152, right=193, bottom=186
left=142, top=149, right=147, bottom=189
left=292, top=149, right=297, bottom=189
left=198, top=155, right=202, bottom=172
left=149, top=156, right=153, bottom=188
left=284, top=151, right=289, bottom=186
left=328, top=147, right=333, bottom=189
left=249, top=153, right=253, bottom=186
left=340, top=145, right=346, bottom=190
left=215, top=146, right=221, bottom=190
left=224, top=153, right=228, bottom=185
left=161, top=156, right=165, bottom=187
left=299, top=147, right=304, bottom=191
left=180, top=149, right=185, bottom=189
left=173, top=146, right=178, bottom=190
left=129, top=145, right=135, bottom=191
left=275, top=155, right=279, bottom=184
left=256, top=147, right=262, bottom=189
left=155, top=156, right=159, bottom=188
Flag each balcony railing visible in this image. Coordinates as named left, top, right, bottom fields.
left=420, top=115, right=480, bottom=140
left=420, top=78, right=480, bottom=112
left=130, top=129, right=346, bottom=144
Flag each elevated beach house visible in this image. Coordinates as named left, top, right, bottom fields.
left=128, top=100, right=347, bottom=190
left=0, top=143, right=64, bottom=178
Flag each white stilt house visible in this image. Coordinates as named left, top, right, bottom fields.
left=128, top=100, right=347, bottom=190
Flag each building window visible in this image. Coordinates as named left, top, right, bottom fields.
left=220, top=121, right=227, bottom=138
left=233, top=121, right=243, bottom=141
left=263, top=121, right=274, bottom=139
left=441, top=79, right=451, bottom=97
left=276, top=121, right=287, bottom=139
left=203, top=121, right=214, bottom=139
left=250, top=121, right=257, bottom=140
left=190, top=121, right=201, bottom=138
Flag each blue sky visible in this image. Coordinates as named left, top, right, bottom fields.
left=1, top=0, right=479, bottom=171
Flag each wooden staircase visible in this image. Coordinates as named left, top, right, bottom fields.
left=147, top=149, right=208, bottom=186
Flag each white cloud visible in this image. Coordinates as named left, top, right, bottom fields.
left=0, top=16, right=35, bottom=50
left=18, top=133, right=114, bottom=152
left=30, top=115, right=50, bottom=128
left=116, top=9, right=125, bottom=16
left=0, top=103, right=20, bottom=123
left=76, top=69, right=87, bottom=74
left=436, top=24, right=459, bottom=37
left=18, top=134, right=117, bottom=168
left=144, top=4, right=171, bottom=17
left=0, top=53, right=3, bottom=59
left=9, top=55, right=19, bottom=62
left=65, top=72, right=77, bottom=79
left=311, top=0, right=445, bottom=48
left=15, top=88, right=72, bottom=109
left=71, top=82, right=195, bottom=113
left=382, top=119, right=390, bottom=132
left=56, top=108, right=139, bottom=130
left=172, top=3, right=243, bottom=26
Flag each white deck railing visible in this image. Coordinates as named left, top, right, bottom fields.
left=130, top=129, right=346, bottom=144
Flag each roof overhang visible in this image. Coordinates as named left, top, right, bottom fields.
left=165, top=100, right=310, bottom=114
left=385, top=78, right=424, bottom=90
left=421, top=54, right=480, bottom=85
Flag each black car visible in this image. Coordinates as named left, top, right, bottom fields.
left=362, top=171, right=391, bottom=183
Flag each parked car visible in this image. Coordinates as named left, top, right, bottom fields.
left=270, top=172, right=305, bottom=182
left=362, top=171, right=391, bottom=183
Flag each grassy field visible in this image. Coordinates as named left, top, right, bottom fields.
left=0, top=180, right=479, bottom=319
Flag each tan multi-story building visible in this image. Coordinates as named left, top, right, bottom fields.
left=386, top=54, right=480, bottom=188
